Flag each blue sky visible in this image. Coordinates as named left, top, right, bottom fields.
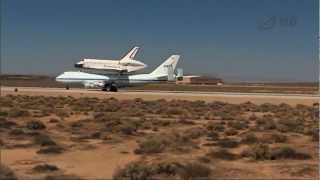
left=1, top=0, right=318, bottom=82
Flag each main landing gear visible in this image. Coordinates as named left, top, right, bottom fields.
left=102, top=83, right=118, bottom=92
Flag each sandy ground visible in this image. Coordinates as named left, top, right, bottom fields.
left=2, top=141, right=139, bottom=179
left=1, top=86, right=319, bottom=105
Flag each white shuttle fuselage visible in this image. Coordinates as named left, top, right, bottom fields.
left=75, top=47, right=147, bottom=74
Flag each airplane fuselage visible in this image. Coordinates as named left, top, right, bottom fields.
left=55, top=71, right=166, bottom=88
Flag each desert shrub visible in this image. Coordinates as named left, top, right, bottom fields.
left=277, top=117, right=304, bottom=133
left=0, top=118, right=17, bottom=128
left=270, top=147, right=311, bottom=160
left=49, top=118, right=60, bottom=123
left=311, top=128, right=319, bottom=142
left=275, top=124, right=289, bottom=133
left=134, top=137, right=167, bottom=154
left=119, top=121, right=138, bottom=135
left=198, top=156, right=211, bottom=163
left=0, top=165, right=17, bottom=180
left=225, top=128, right=238, bottom=136
left=248, top=114, right=258, bottom=121
left=113, top=161, right=181, bottom=180
left=93, top=112, right=106, bottom=121
left=204, top=112, right=214, bottom=120
left=227, top=121, right=248, bottom=130
left=261, top=133, right=287, bottom=143
left=259, top=103, right=277, bottom=112
left=90, top=132, right=101, bottom=139
left=168, top=131, right=197, bottom=151
left=207, top=148, right=238, bottom=160
left=241, top=133, right=258, bottom=144
left=217, top=138, right=239, bottom=148
left=113, top=162, right=155, bottom=180
left=167, top=107, right=187, bottom=115
left=184, top=127, right=206, bottom=139
left=32, top=109, right=50, bottom=118
left=0, top=139, right=3, bottom=146
left=8, top=108, right=30, bottom=117
left=255, top=117, right=276, bottom=130
left=178, top=162, right=211, bottom=180
left=151, top=119, right=171, bottom=127
left=207, top=131, right=219, bottom=141
left=277, top=103, right=293, bottom=113
left=103, top=117, right=143, bottom=135
left=33, top=164, right=59, bottom=172
left=26, top=131, right=41, bottom=137
left=26, top=120, right=46, bottom=130
left=152, top=162, right=180, bottom=176
left=45, top=175, right=82, bottom=180
left=135, top=131, right=197, bottom=154
left=243, top=143, right=271, bottom=160
left=0, top=110, right=8, bottom=116
left=70, top=121, right=83, bottom=128
left=34, top=134, right=57, bottom=146
left=206, top=123, right=225, bottom=132
left=37, top=145, right=64, bottom=154
left=94, top=112, right=123, bottom=122
left=177, top=119, right=196, bottom=125
left=215, top=111, right=235, bottom=120
left=126, top=108, right=145, bottom=117
left=9, top=128, right=25, bottom=136
left=55, top=110, right=69, bottom=118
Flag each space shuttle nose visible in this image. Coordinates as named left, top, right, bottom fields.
left=74, top=63, right=83, bottom=68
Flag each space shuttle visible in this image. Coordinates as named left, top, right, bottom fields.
left=74, top=46, right=147, bottom=73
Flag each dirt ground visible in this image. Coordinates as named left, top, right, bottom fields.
left=1, top=86, right=319, bottom=106
left=0, top=93, right=318, bottom=179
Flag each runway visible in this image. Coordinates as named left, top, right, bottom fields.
left=1, top=86, right=319, bottom=105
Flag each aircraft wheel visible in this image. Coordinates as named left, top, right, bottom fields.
left=66, top=85, right=70, bottom=90
left=110, top=84, right=118, bottom=92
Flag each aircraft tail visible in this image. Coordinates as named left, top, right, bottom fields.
left=150, top=55, right=180, bottom=79
left=120, top=46, right=139, bottom=61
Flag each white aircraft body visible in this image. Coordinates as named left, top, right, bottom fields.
left=74, top=46, right=147, bottom=73
left=56, top=55, right=181, bottom=92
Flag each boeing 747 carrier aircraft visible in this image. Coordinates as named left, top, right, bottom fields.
left=56, top=55, right=182, bottom=92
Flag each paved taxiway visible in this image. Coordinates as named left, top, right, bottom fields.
left=1, top=86, right=319, bottom=105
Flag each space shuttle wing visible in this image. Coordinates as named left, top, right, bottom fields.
left=84, top=65, right=126, bottom=71
left=126, top=65, right=146, bottom=72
